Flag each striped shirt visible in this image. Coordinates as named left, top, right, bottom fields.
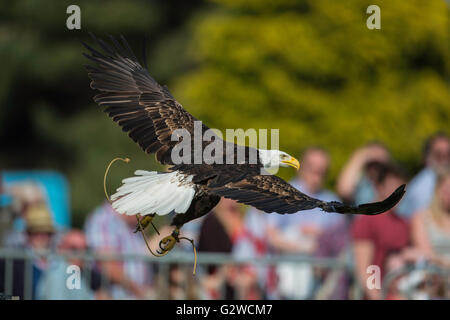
left=84, top=202, right=152, bottom=299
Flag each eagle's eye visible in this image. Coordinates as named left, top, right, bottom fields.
left=280, top=154, right=288, bottom=160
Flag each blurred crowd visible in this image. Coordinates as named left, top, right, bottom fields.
left=0, top=132, right=449, bottom=300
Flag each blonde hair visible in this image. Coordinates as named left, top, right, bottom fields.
left=429, top=167, right=450, bottom=225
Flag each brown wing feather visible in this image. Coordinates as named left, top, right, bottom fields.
left=207, top=172, right=322, bottom=214
left=207, top=171, right=406, bottom=216
left=83, top=35, right=200, bottom=164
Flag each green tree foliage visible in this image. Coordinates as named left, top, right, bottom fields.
left=172, top=0, right=450, bottom=183
left=0, top=1, right=201, bottom=226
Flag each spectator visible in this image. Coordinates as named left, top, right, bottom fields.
left=167, top=264, right=198, bottom=300
left=352, top=163, right=410, bottom=300
left=397, top=132, right=450, bottom=219
left=36, top=230, right=109, bottom=300
left=197, top=198, right=238, bottom=300
left=0, top=202, right=55, bottom=299
left=233, top=207, right=276, bottom=299
left=411, top=168, right=450, bottom=267
left=197, top=198, right=260, bottom=299
left=25, top=203, right=56, bottom=299
left=267, top=147, right=343, bottom=253
left=84, top=201, right=153, bottom=299
left=336, top=142, right=391, bottom=204
left=1, top=182, right=49, bottom=248
left=265, top=147, right=342, bottom=299
left=314, top=217, right=352, bottom=300
left=198, top=198, right=243, bottom=254
left=2, top=172, right=71, bottom=230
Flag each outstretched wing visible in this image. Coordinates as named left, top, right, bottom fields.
left=207, top=171, right=406, bottom=215
left=83, top=35, right=206, bottom=165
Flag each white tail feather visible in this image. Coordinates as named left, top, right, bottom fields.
left=110, top=170, right=195, bottom=216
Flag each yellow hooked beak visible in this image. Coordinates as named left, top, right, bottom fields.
left=282, top=156, right=300, bottom=170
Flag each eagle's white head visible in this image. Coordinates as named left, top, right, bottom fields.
left=258, top=149, right=300, bottom=171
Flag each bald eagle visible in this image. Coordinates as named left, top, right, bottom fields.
left=83, top=35, right=405, bottom=253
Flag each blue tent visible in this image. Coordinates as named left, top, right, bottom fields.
left=1, top=171, right=70, bottom=230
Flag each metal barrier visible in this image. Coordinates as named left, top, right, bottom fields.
left=0, top=248, right=351, bottom=300
left=2, top=248, right=448, bottom=300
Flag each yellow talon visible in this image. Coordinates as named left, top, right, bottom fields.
left=157, top=228, right=179, bottom=254
left=134, top=214, right=154, bottom=233
left=136, top=221, right=197, bottom=275
left=158, top=236, right=176, bottom=253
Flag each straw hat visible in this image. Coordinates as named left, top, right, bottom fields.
left=25, top=203, right=55, bottom=233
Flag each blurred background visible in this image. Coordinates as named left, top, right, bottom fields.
left=0, top=0, right=449, bottom=300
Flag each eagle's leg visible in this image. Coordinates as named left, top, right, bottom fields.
left=157, top=193, right=221, bottom=254
left=133, top=213, right=156, bottom=234
left=156, top=213, right=192, bottom=254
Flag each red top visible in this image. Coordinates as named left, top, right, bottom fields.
left=351, top=210, right=410, bottom=278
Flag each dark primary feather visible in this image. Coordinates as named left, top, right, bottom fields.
left=83, top=34, right=200, bottom=165
left=319, top=184, right=406, bottom=215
